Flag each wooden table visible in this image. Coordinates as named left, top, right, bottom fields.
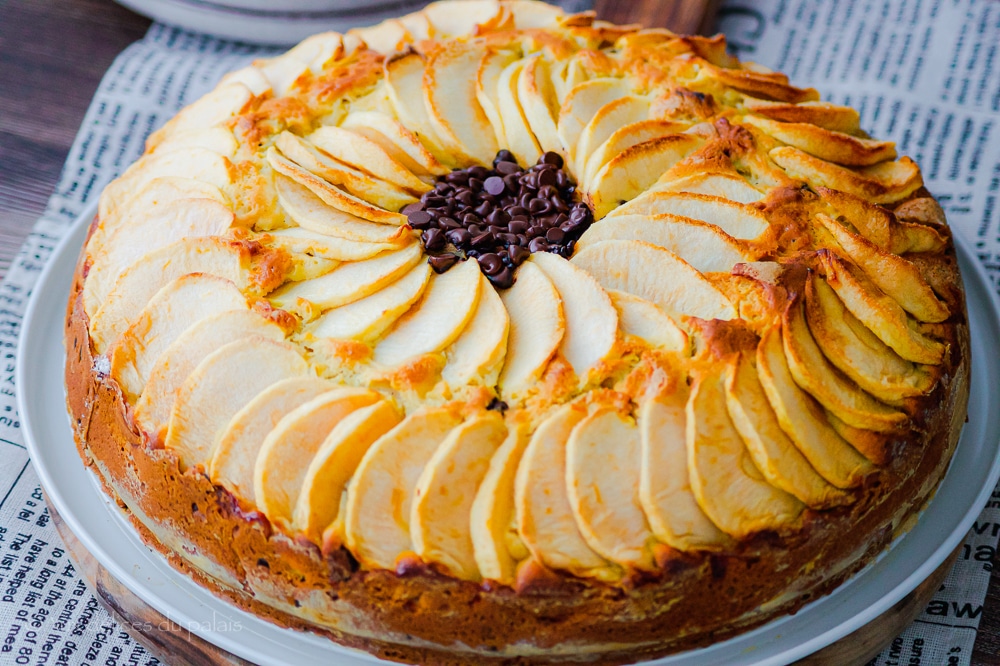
left=2, top=0, right=999, bottom=663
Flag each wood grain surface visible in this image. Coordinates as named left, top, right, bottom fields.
left=2, top=0, right=999, bottom=664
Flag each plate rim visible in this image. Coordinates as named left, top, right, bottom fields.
left=17, top=200, right=1000, bottom=666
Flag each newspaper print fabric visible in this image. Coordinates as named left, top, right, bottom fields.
left=1, top=2, right=998, bottom=663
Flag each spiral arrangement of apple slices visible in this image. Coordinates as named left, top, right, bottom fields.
left=83, top=0, right=957, bottom=585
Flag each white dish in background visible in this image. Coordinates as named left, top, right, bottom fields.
left=113, top=0, right=432, bottom=45
left=18, top=201, right=1000, bottom=665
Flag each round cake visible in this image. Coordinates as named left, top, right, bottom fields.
left=64, top=1, right=970, bottom=663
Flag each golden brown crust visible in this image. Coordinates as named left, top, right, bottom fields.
left=65, top=214, right=970, bottom=663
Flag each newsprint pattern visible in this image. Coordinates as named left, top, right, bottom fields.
left=1, top=2, right=998, bottom=664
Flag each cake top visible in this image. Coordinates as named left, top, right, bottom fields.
left=82, top=0, right=959, bottom=587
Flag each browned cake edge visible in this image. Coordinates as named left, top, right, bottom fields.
left=62, top=209, right=971, bottom=665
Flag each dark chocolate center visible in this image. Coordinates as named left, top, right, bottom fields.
left=402, top=150, right=594, bottom=289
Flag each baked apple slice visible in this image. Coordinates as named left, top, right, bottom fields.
left=89, top=237, right=249, bottom=353
left=293, top=400, right=402, bottom=544
left=515, top=402, right=616, bottom=580
left=133, top=310, right=285, bottom=438
left=109, top=274, right=247, bottom=402
left=266, top=227, right=400, bottom=263
left=274, top=133, right=418, bottom=213
left=576, top=213, right=753, bottom=273
left=572, top=239, right=736, bottom=321
left=274, top=175, right=410, bottom=244
left=421, top=0, right=503, bottom=40
left=608, top=290, right=687, bottom=352
left=805, top=275, right=933, bottom=403
left=424, top=41, right=498, bottom=164
left=638, top=394, right=730, bottom=551
left=744, top=115, right=896, bottom=166
left=557, top=78, right=630, bottom=167
left=411, top=411, right=507, bottom=580
left=531, top=252, right=618, bottom=386
left=384, top=52, right=450, bottom=164
left=471, top=426, right=530, bottom=584
left=819, top=251, right=945, bottom=364
left=476, top=49, right=517, bottom=149
left=88, top=176, right=227, bottom=260
left=781, top=297, right=908, bottom=432
left=340, top=111, right=449, bottom=177
left=268, top=147, right=409, bottom=225
left=609, top=191, right=769, bottom=240
left=269, top=243, right=422, bottom=311
left=308, top=126, right=431, bottom=195
left=209, top=377, right=338, bottom=504
left=496, top=58, right=543, bottom=167
left=373, top=258, right=482, bottom=368
left=345, top=406, right=464, bottom=569
left=441, top=277, right=509, bottom=389
left=756, top=326, right=874, bottom=488
left=741, top=96, right=861, bottom=134
left=687, top=371, right=804, bottom=538
left=306, top=262, right=431, bottom=344
left=254, top=388, right=381, bottom=527
left=164, top=336, right=310, bottom=471
left=770, top=147, right=922, bottom=204
left=99, top=147, right=233, bottom=223
left=586, top=135, right=704, bottom=219
left=654, top=171, right=765, bottom=204
left=574, top=96, right=649, bottom=179
left=581, top=119, right=688, bottom=186
left=566, top=407, right=656, bottom=571
left=517, top=55, right=562, bottom=154
left=85, top=195, right=234, bottom=319
left=497, top=261, right=565, bottom=397
left=815, top=213, right=949, bottom=322
left=724, top=353, right=849, bottom=508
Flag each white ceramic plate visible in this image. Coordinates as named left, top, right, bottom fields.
left=19, top=201, right=1000, bottom=666
left=114, top=0, right=431, bottom=45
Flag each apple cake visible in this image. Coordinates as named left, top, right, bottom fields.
left=64, top=1, right=970, bottom=663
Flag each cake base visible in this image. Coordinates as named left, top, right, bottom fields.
left=46, top=494, right=962, bottom=666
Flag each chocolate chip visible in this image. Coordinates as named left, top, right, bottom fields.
left=508, top=219, right=529, bottom=234
left=545, top=227, right=566, bottom=244
left=472, top=231, right=494, bottom=248
left=428, top=254, right=460, bottom=273
left=490, top=267, right=514, bottom=289
left=486, top=208, right=510, bottom=226
left=486, top=397, right=509, bottom=412
left=484, top=176, right=506, bottom=195
left=410, top=150, right=594, bottom=287
left=447, top=228, right=471, bottom=245
left=528, top=237, right=549, bottom=253
left=408, top=210, right=433, bottom=229
left=541, top=151, right=564, bottom=168
left=478, top=253, right=504, bottom=276
left=494, top=150, right=515, bottom=165
left=537, top=168, right=558, bottom=189
left=422, top=227, right=446, bottom=251
left=496, top=160, right=521, bottom=175
left=508, top=245, right=530, bottom=264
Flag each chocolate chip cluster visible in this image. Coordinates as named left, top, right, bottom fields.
left=402, top=150, right=594, bottom=289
